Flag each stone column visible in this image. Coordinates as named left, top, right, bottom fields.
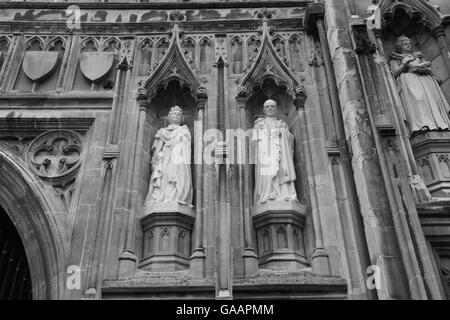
left=431, top=26, right=450, bottom=74
left=117, top=83, right=148, bottom=278
left=313, top=12, right=373, bottom=297
left=236, top=88, right=258, bottom=277
left=293, top=88, right=331, bottom=276
left=321, top=0, right=410, bottom=299
left=190, top=86, right=207, bottom=278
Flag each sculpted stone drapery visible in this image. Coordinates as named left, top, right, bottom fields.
left=390, top=35, right=450, bottom=134
left=144, top=106, right=193, bottom=207
left=252, top=99, right=298, bottom=204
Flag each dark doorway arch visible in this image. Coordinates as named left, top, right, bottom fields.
left=0, top=205, right=32, bottom=300
left=0, top=150, right=68, bottom=300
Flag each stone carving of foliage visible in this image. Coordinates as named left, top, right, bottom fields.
left=26, top=130, right=83, bottom=187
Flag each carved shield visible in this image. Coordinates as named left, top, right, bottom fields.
left=80, top=52, right=114, bottom=82
left=22, top=51, right=59, bottom=82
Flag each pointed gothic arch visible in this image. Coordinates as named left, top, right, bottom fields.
left=379, top=0, right=443, bottom=31
left=0, top=150, right=68, bottom=299
left=143, top=25, right=201, bottom=99
left=239, top=20, right=300, bottom=97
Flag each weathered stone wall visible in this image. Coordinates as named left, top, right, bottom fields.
left=0, top=0, right=449, bottom=300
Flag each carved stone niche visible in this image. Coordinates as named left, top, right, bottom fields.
left=140, top=203, right=195, bottom=272
left=252, top=201, right=308, bottom=270
left=411, top=131, right=450, bottom=198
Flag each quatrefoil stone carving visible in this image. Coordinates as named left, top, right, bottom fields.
left=26, top=130, right=83, bottom=186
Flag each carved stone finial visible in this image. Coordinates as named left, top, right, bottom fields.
left=119, top=38, right=134, bottom=66
left=257, top=8, right=274, bottom=20
left=169, top=10, right=186, bottom=22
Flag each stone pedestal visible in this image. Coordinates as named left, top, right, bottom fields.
left=139, top=203, right=195, bottom=272
left=252, top=201, right=308, bottom=270
left=411, top=131, right=450, bottom=198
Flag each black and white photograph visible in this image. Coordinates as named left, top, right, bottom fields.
left=0, top=0, right=449, bottom=311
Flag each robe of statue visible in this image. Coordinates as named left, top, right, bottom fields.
left=391, top=53, right=450, bottom=133
left=145, top=124, right=192, bottom=206
left=252, top=116, right=298, bottom=204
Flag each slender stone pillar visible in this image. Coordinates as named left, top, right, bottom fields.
left=320, top=0, right=410, bottom=299
left=215, top=58, right=232, bottom=299
left=190, top=86, right=207, bottom=278
left=236, top=89, right=258, bottom=277
left=293, top=87, right=331, bottom=276
left=83, top=55, right=134, bottom=297
left=431, top=26, right=450, bottom=74
left=118, top=82, right=148, bottom=279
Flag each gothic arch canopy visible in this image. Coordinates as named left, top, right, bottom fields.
left=379, top=0, right=443, bottom=30
left=0, top=149, right=68, bottom=299
left=143, top=24, right=201, bottom=99
left=239, top=19, right=299, bottom=97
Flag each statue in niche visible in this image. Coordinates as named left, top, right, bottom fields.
left=144, top=106, right=193, bottom=207
left=390, top=35, right=450, bottom=134
left=252, top=99, right=298, bottom=204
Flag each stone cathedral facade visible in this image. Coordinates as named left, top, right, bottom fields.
left=1, top=0, right=450, bottom=300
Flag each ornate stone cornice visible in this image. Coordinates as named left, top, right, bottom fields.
left=0, top=1, right=309, bottom=10
left=0, top=19, right=303, bottom=35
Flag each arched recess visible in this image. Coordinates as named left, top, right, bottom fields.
left=379, top=0, right=443, bottom=31
left=143, top=24, right=201, bottom=99
left=238, top=17, right=304, bottom=201
left=0, top=149, right=68, bottom=300
left=137, top=23, right=206, bottom=272
left=376, top=0, right=450, bottom=83
left=236, top=16, right=310, bottom=270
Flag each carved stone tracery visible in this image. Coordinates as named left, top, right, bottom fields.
left=26, top=130, right=83, bottom=188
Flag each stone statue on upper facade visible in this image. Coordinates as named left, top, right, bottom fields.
left=144, top=106, right=193, bottom=207
left=252, top=99, right=298, bottom=205
left=390, top=35, right=450, bottom=134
